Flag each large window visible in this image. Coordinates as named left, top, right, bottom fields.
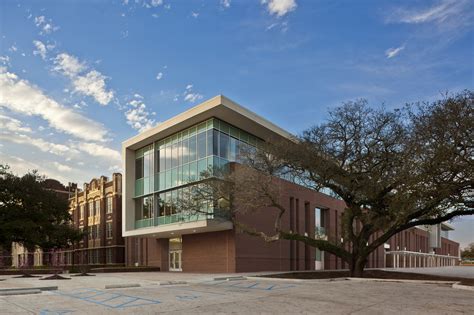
left=135, top=157, right=144, bottom=180
left=106, top=222, right=112, bottom=238
left=88, top=201, right=94, bottom=217
left=95, top=200, right=100, bottom=216
left=106, top=197, right=113, bottom=214
left=135, top=195, right=154, bottom=220
left=134, top=118, right=263, bottom=198
left=80, top=204, right=84, bottom=220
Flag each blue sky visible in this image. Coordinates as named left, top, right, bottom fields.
left=0, top=1, right=473, bottom=246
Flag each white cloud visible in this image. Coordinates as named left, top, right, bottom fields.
left=156, top=72, right=163, bottom=80
left=124, top=96, right=156, bottom=132
left=385, top=45, right=405, bottom=59
left=72, top=100, right=87, bottom=110
left=54, top=53, right=85, bottom=77
left=1, top=123, right=120, bottom=169
left=0, top=55, right=10, bottom=65
left=0, top=67, right=109, bottom=142
left=34, top=15, right=59, bottom=35
left=184, top=93, right=203, bottom=103
left=72, top=70, right=114, bottom=105
left=386, top=0, right=470, bottom=25
left=266, top=20, right=289, bottom=33
left=0, top=132, right=77, bottom=157
left=262, top=0, right=297, bottom=17
left=150, top=0, right=163, bottom=7
left=32, top=40, right=47, bottom=60
left=182, top=84, right=203, bottom=103
left=0, top=114, right=32, bottom=133
left=191, top=11, right=199, bottom=18
left=53, top=161, right=72, bottom=172
left=220, top=0, right=231, bottom=9
left=53, top=53, right=114, bottom=105
left=73, top=142, right=121, bottom=165
left=9, top=45, right=17, bottom=52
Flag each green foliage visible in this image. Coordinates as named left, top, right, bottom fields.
left=0, top=165, right=82, bottom=250
left=461, top=243, right=474, bottom=260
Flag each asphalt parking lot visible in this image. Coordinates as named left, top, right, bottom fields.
left=0, top=271, right=473, bottom=314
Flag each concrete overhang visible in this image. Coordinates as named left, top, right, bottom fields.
left=122, top=219, right=233, bottom=238
left=441, top=222, right=455, bottom=231
left=122, top=95, right=295, bottom=151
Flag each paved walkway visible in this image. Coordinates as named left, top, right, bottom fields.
left=388, top=266, right=474, bottom=279
left=0, top=271, right=473, bottom=314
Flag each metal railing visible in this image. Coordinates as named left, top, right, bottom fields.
left=134, top=213, right=211, bottom=229
left=386, top=250, right=460, bottom=268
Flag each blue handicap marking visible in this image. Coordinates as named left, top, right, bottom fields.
left=39, top=310, right=74, bottom=315
left=52, top=288, right=161, bottom=309
left=203, top=280, right=296, bottom=291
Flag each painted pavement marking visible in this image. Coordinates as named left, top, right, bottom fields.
left=51, top=288, right=161, bottom=309
left=200, top=280, right=296, bottom=291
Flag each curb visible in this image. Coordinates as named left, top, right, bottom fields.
left=104, top=283, right=141, bottom=289
left=245, top=276, right=347, bottom=283
left=347, top=278, right=456, bottom=285
left=213, top=276, right=246, bottom=281
left=159, top=280, right=187, bottom=286
left=452, top=282, right=474, bottom=291
left=0, top=289, right=42, bottom=296
left=0, top=286, right=58, bottom=292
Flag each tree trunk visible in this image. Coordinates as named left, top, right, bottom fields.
left=349, top=256, right=367, bottom=277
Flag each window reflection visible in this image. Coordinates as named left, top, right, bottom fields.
left=134, top=118, right=262, bottom=197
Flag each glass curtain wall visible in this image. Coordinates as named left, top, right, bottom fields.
left=133, top=118, right=262, bottom=229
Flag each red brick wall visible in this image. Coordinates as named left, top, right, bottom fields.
left=182, top=230, right=235, bottom=273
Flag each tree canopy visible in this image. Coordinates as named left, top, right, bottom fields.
left=461, top=243, right=474, bottom=260
left=186, top=90, right=474, bottom=276
left=0, top=165, right=82, bottom=251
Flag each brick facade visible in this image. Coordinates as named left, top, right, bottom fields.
left=62, top=173, right=124, bottom=266
left=125, top=173, right=460, bottom=272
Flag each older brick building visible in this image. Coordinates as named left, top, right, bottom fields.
left=65, top=174, right=124, bottom=266
left=122, top=95, right=460, bottom=272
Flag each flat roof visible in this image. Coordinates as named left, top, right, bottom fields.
left=122, top=95, right=295, bottom=150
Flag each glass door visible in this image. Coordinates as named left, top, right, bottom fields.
left=169, top=250, right=182, bottom=271
left=169, top=237, right=182, bottom=271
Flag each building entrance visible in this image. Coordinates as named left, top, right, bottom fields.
left=169, top=237, right=182, bottom=271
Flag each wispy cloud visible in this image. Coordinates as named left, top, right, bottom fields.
left=261, top=0, right=297, bottom=17
left=32, top=40, right=52, bottom=60
left=220, top=0, right=231, bottom=9
left=266, top=20, right=289, bottom=33
left=124, top=95, right=156, bottom=132
left=0, top=67, right=109, bottom=142
left=34, top=15, right=59, bottom=35
left=0, top=114, right=32, bottom=133
left=156, top=72, right=163, bottom=80
left=53, top=53, right=115, bottom=105
left=0, top=116, right=121, bottom=170
left=385, top=45, right=405, bottom=59
left=183, top=84, right=203, bottom=103
left=385, top=0, right=473, bottom=35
